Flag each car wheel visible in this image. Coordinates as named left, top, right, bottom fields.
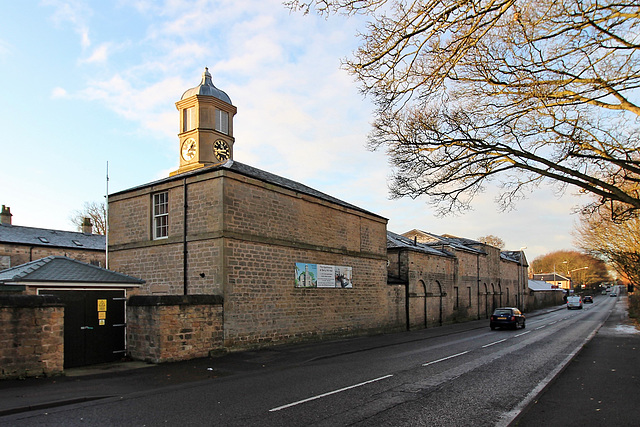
left=490, top=325, right=495, bottom=330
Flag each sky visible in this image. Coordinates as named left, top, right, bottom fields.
left=0, top=0, right=587, bottom=262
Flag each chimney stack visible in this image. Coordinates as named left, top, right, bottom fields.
left=0, top=205, right=12, bottom=225
left=82, top=217, right=93, bottom=234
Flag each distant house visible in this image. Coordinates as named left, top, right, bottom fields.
left=533, top=273, right=570, bottom=290
left=0, top=205, right=105, bottom=269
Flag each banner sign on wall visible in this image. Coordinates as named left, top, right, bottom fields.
left=295, top=263, right=353, bottom=288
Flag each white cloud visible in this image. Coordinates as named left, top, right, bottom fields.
left=42, top=0, right=93, bottom=48
left=81, top=43, right=111, bottom=63
left=51, top=87, right=68, bottom=98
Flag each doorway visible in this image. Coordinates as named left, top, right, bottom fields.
left=40, top=290, right=126, bottom=368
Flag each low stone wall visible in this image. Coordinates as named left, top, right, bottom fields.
left=127, top=295, right=224, bottom=363
left=0, top=295, right=64, bottom=379
left=525, top=290, right=565, bottom=312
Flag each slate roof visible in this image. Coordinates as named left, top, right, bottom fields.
left=501, top=250, right=528, bottom=265
left=402, top=229, right=486, bottom=255
left=387, top=231, right=451, bottom=257
left=0, top=256, right=144, bottom=285
left=111, top=159, right=386, bottom=220
left=0, top=223, right=105, bottom=251
left=533, top=273, right=569, bottom=282
left=528, top=279, right=565, bottom=292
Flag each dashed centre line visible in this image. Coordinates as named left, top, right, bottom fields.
left=482, top=339, right=507, bottom=348
left=269, top=374, right=394, bottom=412
left=422, top=351, right=470, bottom=366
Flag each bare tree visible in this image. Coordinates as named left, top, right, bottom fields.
left=70, top=201, right=106, bottom=235
left=477, top=234, right=505, bottom=249
left=574, top=204, right=640, bottom=287
left=288, top=1, right=640, bottom=217
left=531, top=249, right=610, bottom=290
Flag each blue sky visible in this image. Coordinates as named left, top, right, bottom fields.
left=0, top=0, right=584, bottom=261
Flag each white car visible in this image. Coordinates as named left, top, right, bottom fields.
left=567, top=295, right=583, bottom=309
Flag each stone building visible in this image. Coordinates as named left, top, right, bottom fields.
left=388, top=230, right=529, bottom=330
left=0, top=205, right=105, bottom=270
left=108, top=69, right=403, bottom=357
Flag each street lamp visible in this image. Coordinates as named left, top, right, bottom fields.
left=567, top=266, right=589, bottom=292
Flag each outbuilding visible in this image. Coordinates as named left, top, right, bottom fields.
left=0, top=256, right=143, bottom=369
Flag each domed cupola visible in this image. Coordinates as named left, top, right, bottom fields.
left=181, top=67, right=232, bottom=104
left=171, top=67, right=237, bottom=176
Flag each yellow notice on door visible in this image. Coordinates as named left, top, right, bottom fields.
left=97, top=299, right=107, bottom=312
left=98, top=311, right=106, bottom=320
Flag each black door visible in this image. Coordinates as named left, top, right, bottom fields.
left=42, top=290, right=126, bottom=368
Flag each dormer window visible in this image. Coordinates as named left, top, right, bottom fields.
left=183, top=107, right=196, bottom=132
left=215, top=109, right=229, bottom=134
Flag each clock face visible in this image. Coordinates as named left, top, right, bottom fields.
left=213, top=139, right=231, bottom=161
left=181, top=138, right=197, bottom=161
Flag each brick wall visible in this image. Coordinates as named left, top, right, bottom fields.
left=0, top=295, right=64, bottom=379
left=126, top=295, right=224, bottom=363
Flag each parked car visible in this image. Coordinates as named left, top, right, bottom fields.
left=567, top=295, right=583, bottom=309
left=490, top=307, right=525, bottom=330
left=583, top=295, right=593, bottom=303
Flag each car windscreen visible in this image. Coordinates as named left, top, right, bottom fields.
left=493, top=309, right=512, bottom=316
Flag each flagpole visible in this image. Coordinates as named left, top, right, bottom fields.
left=105, top=161, right=109, bottom=269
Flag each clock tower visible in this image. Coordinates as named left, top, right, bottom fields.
left=170, top=67, right=237, bottom=176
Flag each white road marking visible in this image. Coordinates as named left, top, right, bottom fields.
left=535, top=325, right=547, bottom=330
left=496, top=325, right=602, bottom=427
left=422, top=351, right=470, bottom=367
left=482, top=339, right=507, bottom=348
left=515, top=331, right=531, bottom=337
left=269, top=374, right=394, bottom=412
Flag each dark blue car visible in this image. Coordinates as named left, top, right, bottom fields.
left=490, top=307, right=526, bottom=330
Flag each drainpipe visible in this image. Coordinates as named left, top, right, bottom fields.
left=400, top=251, right=410, bottom=331
left=183, top=178, right=188, bottom=295
left=477, top=253, right=481, bottom=320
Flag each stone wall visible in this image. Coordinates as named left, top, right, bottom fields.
left=110, top=166, right=399, bottom=353
left=389, top=243, right=528, bottom=330
left=525, top=290, right=565, bottom=311
left=127, top=295, right=224, bottom=363
left=0, top=295, right=64, bottom=379
left=0, top=243, right=105, bottom=270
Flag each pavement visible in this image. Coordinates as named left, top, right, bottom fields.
left=512, top=295, right=640, bottom=426
left=0, top=296, right=638, bottom=425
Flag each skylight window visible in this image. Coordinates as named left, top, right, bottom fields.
left=72, top=240, right=83, bottom=246
left=38, top=237, right=50, bottom=243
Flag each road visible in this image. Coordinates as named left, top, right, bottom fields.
left=5, top=294, right=618, bottom=426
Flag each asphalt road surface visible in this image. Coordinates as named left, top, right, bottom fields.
left=3, top=294, right=621, bottom=426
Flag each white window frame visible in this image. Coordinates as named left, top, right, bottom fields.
left=183, top=107, right=196, bottom=132
left=153, top=192, right=169, bottom=240
left=215, top=109, right=229, bottom=135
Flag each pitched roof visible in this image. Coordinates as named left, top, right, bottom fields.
left=0, top=256, right=144, bottom=285
left=533, top=273, right=569, bottom=282
left=387, top=231, right=451, bottom=257
left=528, top=279, right=565, bottom=292
left=402, top=229, right=486, bottom=254
left=110, top=160, right=387, bottom=220
left=0, top=223, right=105, bottom=251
